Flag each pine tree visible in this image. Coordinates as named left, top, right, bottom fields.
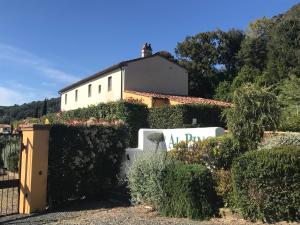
left=42, top=99, right=48, bottom=116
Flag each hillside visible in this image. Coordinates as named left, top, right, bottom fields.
left=0, top=97, right=60, bottom=123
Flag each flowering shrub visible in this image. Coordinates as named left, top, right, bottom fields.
left=169, top=134, right=241, bottom=170
left=48, top=124, right=128, bottom=207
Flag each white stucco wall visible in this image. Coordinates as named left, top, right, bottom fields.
left=124, top=56, right=188, bottom=95
left=60, top=69, right=123, bottom=111
left=138, top=127, right=225, bottom=151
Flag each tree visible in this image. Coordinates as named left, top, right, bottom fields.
left=34, top=105, right=39, bottom=118
left=231, top=66, right=261, bottom=91
left=175, top=29, right=244, bottom=98
left=225, top=84, right=280, bottom=151
left=237, top=17, right=273, bottom=72
left=217, top=29, right=245, bottom=78
left=213, top=81, right=232, bottom=101
left=42, top=99, right=48, bottom=116
left=264, top=18, right=300, bottom=85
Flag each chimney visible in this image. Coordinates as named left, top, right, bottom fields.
left=141, top=43, right=152, bottom=58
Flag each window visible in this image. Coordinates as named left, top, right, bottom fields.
left=108, top=76, right=112, bottom=91
left=75, top=90, right=78, bottom=102
left=98, top=85, right=101, bottom=94
left=88, top=84, right=92, bottom=97
left=65, top=94, right=67, bottom=105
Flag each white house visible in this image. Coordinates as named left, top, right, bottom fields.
left=59, top=43, right=189, bottom=111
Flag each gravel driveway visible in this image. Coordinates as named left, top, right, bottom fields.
left=0, top=201, right=299, bottom=225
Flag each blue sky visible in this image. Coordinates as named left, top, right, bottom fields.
left=0, top=0, right=299, bottom=106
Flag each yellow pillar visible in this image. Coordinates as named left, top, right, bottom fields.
left=19, top=125, right=50, bottom=214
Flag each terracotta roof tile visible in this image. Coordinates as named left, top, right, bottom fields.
left=125, top=90, right=232, bottom=107
left=0, top=124, right=11, bottom=128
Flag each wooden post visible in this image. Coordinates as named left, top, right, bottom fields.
left=19, top=125, right=50, bottom=214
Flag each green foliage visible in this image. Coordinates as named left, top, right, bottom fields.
left=277, top=76, right=300, bottom=132
left=48, top=101, right=148, bottom=147
left=213, top=81, right=232, bottom=102
left=148, top=104, right=226, bottom=129
left=231, top=146, right=300, bottom=222
left=225, top=84, right=280, bottom=151
left=170, top=134, right=241, bottom=170
left=176, top=29, right=244, bottom=98
left=48, top=124, right=128, bottom=206
left=258, top=133, right=300, bottom=150
left=42, top=99, right=48, bottom=116
left=0, top=136, right=20, bottom=172
left=127, top=152, right=172, bottom=208
left=231, top=66, right=261, bottom=90
left=160, top=163, right=218, bottom=219
left=127, top=153, right=218, bottom=220
left=264, top=18, right=300, bottom=85
left=0, top=136, right=7, bottom=168
left=213, top=169, right=233, bottom=207
left=6, top=151, right=19, bottom=172
left=0, top=97, right=60, bottom=123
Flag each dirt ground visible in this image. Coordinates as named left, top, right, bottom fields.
left=0, top=202, right=299, bottom=225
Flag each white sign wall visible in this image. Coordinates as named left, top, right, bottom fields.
left=138, top=127, right=225, bottom=151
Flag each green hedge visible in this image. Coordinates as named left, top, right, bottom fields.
left=48, top=124, right=128, bottom=206
left=148, top=104, right=226, bottom=129
left=231, top=146, right=300, bottom=222
left=160, top=163, right=218, bottom=219
left=47, top=101, right=148, bottom=147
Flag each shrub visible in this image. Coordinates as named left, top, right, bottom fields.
left=258, top=133, right=300, bottom=150
left=46, top=101, right=148, bottom=147
left=0, top=136, right=7, bottom=168
left=160, top=163, right=218, bottom=219
left=127, top=152, right=172, bottom=208
left=170, top=134, right=241, bottom=170
left=0, top=136, right=20, bottom=172
left=213, top=169, right=233, bottom=207
left=225, top=84, right=280, bottom=151
left=48, top=124, right=128, bottom=206
left=280, top=116, right=300, bottom=132
left=231, top=146, right=300, bottom=222
left=148, top=104, right=226, bottom=129
left=6, top=151, right=19, bottom=172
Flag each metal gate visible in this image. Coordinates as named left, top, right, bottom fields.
left=0, top=133, right=22, bottom=216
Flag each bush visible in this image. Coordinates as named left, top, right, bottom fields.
left=213, top=169, right=233, bottom=207
left=48, top=124, right=128, bottom=206
left=6, top=151, right=19, bottom=172
left=0, top=136, right=20, bottom=172
left=280, top=116, right=300, bottom=132
left=47, top=101, right=148, bottom=147
left=127, top=152, right=172, bottom=208
left=225, top=84, right=280, bottom=151
left=170, top=134, right=241, bottom=170
left=231, top=146, right=300, bottom=222
left=148, top=104, right=226, bottom=129
left=258, top=133, right=300, bottom=150
left=160, top=163, right=218, bottom=219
